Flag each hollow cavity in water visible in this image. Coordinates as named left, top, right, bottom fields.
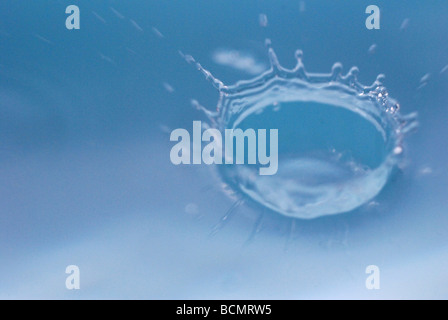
left=185, top=42, right=417, bottom=219
left=219, top=101, right=390, bottom=219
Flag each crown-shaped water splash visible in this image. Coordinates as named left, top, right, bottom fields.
left=182, top=40, right=418, bottom=219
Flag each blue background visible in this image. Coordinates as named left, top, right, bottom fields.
left=0, top=0, right=447, bottom=299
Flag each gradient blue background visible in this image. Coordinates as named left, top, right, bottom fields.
left=0, top=0, right=447, bottom=299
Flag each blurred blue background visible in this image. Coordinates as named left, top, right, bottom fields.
left=0, top=0, right=447, bottom=299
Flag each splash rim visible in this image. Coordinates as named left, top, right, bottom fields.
left=185, top=41, right=418, bottom=219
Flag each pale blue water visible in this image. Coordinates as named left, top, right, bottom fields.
left=0, top=0, right=447, bottom=299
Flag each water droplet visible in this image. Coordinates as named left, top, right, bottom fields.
left=151, top=27, right=164, bottom=38
left=419, top=167, right=433, bottom=175
left=417, top=82, right=427, bottom=90
left=368, top=44, right=377, bottom=55
left=400, top=18, right=410, bottom=31
left=295, top=50, right=304, bottom=61
left=130, top=19, right=143, bottom=32
left=110, top=7, right=125, bottom=19
left=35, top=34, right=52, bottom=45
left=259, top=14, right=268, bottom=27
left=393, top=146, right=403, bottom=155
left=92, top=11, right=107, bottom=24
left=420, top=73, right=431, bottom=83
left=163, top=82, right=174, bottom=93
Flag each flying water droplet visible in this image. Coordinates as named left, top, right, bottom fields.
left=151, top=27, right=165, bottom=38
left=130, top=19, right=143, bottom=32
left=163, top=82, right=175, bottom=93
left=400, top=18, right=410, bottom=31
left=259, top=14, right=268, bottom=27
left=420, top=73, right=431, bottom=83
left=110, top=7, right=125, bottom=19
left=92, top=11, right=107, bottom=24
